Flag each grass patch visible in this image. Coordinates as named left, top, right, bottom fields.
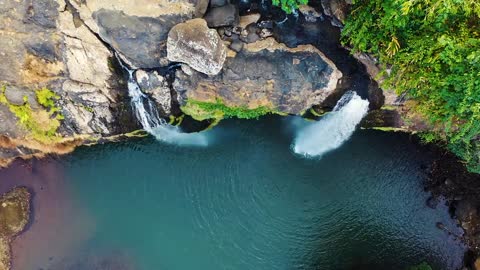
left=181, top=98, right=275, bottom=121
left=0, top=86, right=63, bottom=144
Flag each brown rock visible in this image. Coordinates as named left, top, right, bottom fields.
left=0, top=187, right=31, bottom=270
left=175, top=37, right=342, bottom=118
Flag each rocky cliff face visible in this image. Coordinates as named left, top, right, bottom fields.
left=175, top=37, right=342, bottom=118
left=0, top=0, right=361, bottom=166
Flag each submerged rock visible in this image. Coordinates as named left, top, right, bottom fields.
left=49, top=250, right=137, bottom=270
left=167, top=19, right=227, bottom=76
left=0, top=187, right=31, bottom=270
left=175, top=37, right=342, bottom=118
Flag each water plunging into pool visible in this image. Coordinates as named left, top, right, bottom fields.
left=118, top=57, right=209, bottom=146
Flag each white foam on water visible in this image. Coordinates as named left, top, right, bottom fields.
left=293, top=91, right=370, bottom=158
left=118, top=56, right=210, bottom=147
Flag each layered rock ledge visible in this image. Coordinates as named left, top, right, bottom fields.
left=176, top=38, right=342, bottom=120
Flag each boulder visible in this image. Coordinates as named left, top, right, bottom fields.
left=135, top=70, right=172, bottom=115
left=0, top=187, right=31, bottom=270
left=174, top=37, right=342, bottom=117
left=67, top=0, right=202, bottom=69
left=195, top=0, right=210, bottom=17
left=204, top=4, right=239, bottom=28
left=167, top=19, right=227, bottom=76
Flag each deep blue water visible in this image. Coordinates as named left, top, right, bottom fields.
left=1, top=116, right=466, bottom=270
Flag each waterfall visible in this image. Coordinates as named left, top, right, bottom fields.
left=292, top=91, right=369, bottom=158
left=125, top=69, right=166, bottom=131
left=117, top=56, right=209, bottom=146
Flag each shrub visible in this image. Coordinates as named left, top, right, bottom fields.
left=342, top=0, right=480, bottom=172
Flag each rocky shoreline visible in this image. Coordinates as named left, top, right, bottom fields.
left=1, top=0, right=479, bottom=269
left=423, top=146, right=480, bottom=269
left=0, top=0, right=382, bottom=167
left=0, top=187, right=31, bottom=270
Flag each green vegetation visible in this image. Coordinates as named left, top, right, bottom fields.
left=271, top=0, right=307, bottom=13
left=342, top=0, right=480, bottom=172
left=408, top=262, right=433, bottom=270
left=181, top=98, right=275, bottom=121
left=370, top=126, right=407, bottom=132
left=0, top=86, right=63, bottom=143
left=168, top=115, right=185, bottom=126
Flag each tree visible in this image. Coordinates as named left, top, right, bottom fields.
left=342, top=0, right=480, bottom=172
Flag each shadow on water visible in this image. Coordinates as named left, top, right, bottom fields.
left=0, top=116, right=467, bottom=270
left=239, top=0, right=374, bottom=98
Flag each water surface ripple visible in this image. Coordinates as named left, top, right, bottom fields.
left=2, top=117, right=465, bottom=270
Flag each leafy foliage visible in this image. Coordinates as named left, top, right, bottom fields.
left=181, top=98, right=274, bottom=121
left=342, top=0, right=480, bottom=172
left=271, top=0, right=308, bottom=13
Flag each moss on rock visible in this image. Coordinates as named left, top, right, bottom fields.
left=0, top=85, right=63, bottom=144
left=181, top=98, right=275, bottom=122
left=0, top=187, right=31, bottom=270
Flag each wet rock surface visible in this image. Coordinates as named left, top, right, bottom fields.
left=424, top=149, right=480, bottom=268
left=174, top=37, right=342, bottom=115
left=0, top=0, right=371, bottom=165
left=0, top=187, right=31, bottom=270
left=135, top=70, right=172, bottom=115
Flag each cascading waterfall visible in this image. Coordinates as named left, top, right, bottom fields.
left=117, top=56, right=209, bottom=146
left=125, top=68, right=166, bottom=131
left=292, top=91, right=370, bottom=157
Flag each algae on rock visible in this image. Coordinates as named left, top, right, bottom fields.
left=0, top=187, right=31, bottom=270
left=181, top=98, right=276, bottom=122
left=0, top=86, right=63, bottom=144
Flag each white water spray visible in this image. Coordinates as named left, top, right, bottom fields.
left=293, top=91, right=369, bottom=158
left=117, top=56, right=209, bottom=146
